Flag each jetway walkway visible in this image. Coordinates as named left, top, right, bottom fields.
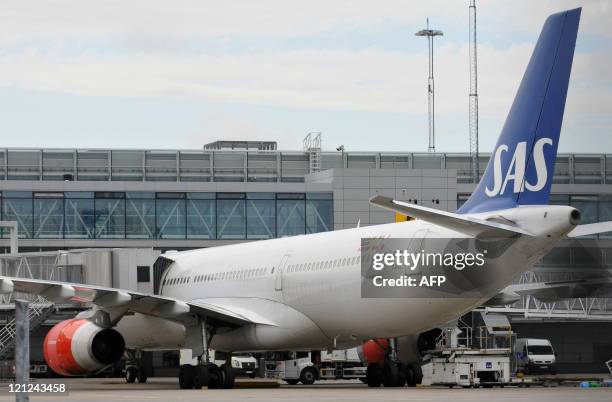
left=491, top=268, right=612, bottom=321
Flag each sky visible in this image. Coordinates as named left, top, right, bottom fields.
left=0, top=0, right=610, bottom=153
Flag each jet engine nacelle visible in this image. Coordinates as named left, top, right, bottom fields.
left=396, top=328, right=442, bottom=362
left=358, top=328, right=442, bottom=366
left=43, top=318, right=125, bottom=376
left=356, top=339, right=388, bottom=366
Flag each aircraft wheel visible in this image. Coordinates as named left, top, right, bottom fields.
left=366, top=363, right=383, bottom=387
left=125, top=366, right=137, bottom=383
left=407, top=363, right=422, bottom=387
left=207, top=365, right=222, bottom=389
left=188, top=364, right=209, bottom=389
left=396, top=363, right=407, bottom=386
left=220, top=363, right=235, bottom=389
left=137, top=368, right=148, bottom=383
left=179, top=364, right=195, bottom=389
left=382, top=360, right=402, bottom=387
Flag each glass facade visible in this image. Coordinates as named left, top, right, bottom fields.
left=0, top=191, right=333, bottom=240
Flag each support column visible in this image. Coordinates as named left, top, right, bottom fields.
left=15, top=299, right=29, bottom=402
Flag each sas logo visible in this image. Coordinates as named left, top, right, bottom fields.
left=485, top=137, right=553, bottom=197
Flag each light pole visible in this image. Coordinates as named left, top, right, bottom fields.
left=415, top=19, right=443, bottom=153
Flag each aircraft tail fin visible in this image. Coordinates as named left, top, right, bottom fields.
left=458, top=8, right=581, bottom=214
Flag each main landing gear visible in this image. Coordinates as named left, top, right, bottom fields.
left=179, top=362, right=235, bottom=389
left=178, top=315, right=237, bottom=389
left=365, top=338, right=423, bottom=388
left=366, top=361, right=423, bottom=387
left=125, top=349, right=148, bottom=384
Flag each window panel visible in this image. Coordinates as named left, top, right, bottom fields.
left=187, top=199, right=215, bottom=239
left=126, top=198, right=155, bottom=239
left=156, top=198, right=186, bottom=239
left=34, top=198, right=64, bottom=238
left=306, top=199, right=333, bottom=233
left=217, top=199, right=245, bottom=239
left=65, top=198, right=94, bottom=239
left=3, top=197, right=33, bottom=238
left=247, top=199, right=275, bottom=239
left=277, top=199, right=305, bottom=237
left=95, top=198, right=125, bottom=239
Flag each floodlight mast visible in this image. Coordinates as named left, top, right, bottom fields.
left=415, top=18, right=443, bottom=153
left=469, top=0, right=480, bottom=183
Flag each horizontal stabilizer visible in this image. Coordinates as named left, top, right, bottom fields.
left=369, top=196, right=531, bottom=237
left=567, top=221, right=612, bottom=238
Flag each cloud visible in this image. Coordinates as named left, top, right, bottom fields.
left=1, top=41, right=608, bottom=121
left=0, top=0, right=610, bottom=153
left=1, top=0, right=609, bottom=48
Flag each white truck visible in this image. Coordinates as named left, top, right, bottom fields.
left=319, top=349, right=366, bottom=381
left=515, top=338, right=557, bottom=375
left=265, top=349, right=366, bottom=385
left=265, top=351, right=318, bottom=385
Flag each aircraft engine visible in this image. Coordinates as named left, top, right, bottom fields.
left=356, top=338, right=388, bottom=366
left=43, top=318, right=125, bottom=376
left=396, top=328, right=443, bottom=362
left=358, top=328, right=443, bottom=365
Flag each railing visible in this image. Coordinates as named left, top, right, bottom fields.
left=1, top=149, right=610, bottom=184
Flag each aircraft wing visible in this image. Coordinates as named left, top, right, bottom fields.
left=369, top=195, right=531, bottom=236
left=0, top=276, right=255, bottom=328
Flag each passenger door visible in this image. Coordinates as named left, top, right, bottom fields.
left=275, top=254, right=290, bottom=291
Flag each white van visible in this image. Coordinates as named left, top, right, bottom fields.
left=212, top=351, right=258, bottom=378
left=515, top=338, right=557, bottom=374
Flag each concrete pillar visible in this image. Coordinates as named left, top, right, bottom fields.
left=0, top=221, right=18, bottom=255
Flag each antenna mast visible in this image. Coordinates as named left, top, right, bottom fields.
left=416, top=19, right=443, bottom=153
left=469, top=0, right=480, bottom=182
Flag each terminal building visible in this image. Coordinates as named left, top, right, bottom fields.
left=0, top=143, right=611, bottom=374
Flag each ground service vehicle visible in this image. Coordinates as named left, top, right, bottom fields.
left=515, top=338, right=557, bottom=374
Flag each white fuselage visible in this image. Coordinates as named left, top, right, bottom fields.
left=118, top=205, right=577, bottom=353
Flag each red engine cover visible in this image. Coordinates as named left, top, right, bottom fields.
left=361, top=338, right=389, bottom=366
left=43, top=319, right=89, bottom=376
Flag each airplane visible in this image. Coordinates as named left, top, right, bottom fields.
left=0, top=6, right=606, bottom=390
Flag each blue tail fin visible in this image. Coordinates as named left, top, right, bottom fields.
left=458, top=8, right=581, bottom=214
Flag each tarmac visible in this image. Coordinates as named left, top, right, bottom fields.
left=0, top=377, right=611, bottom=402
